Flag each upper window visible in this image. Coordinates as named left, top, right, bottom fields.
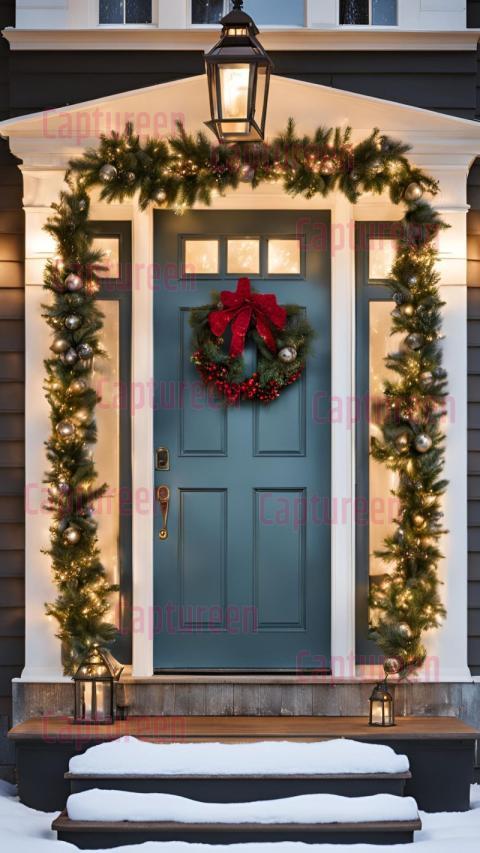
left=192, top=1, right=305, bottom=26
left=340, top=0, right=397, bottom=26
left=100, top=0, right=152, bottom=24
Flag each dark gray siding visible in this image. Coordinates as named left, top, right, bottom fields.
left=468, top=0, right=480, bottom=27
left=468, top=168, right=480, bottom=676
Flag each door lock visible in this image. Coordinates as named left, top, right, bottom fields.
left=156, top=447, right=170, bottom=471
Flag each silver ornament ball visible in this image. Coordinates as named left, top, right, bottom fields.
left=99, top=163, right=118, bottom=184
left=404, top=182, right=423, bottom=202
left=56, top=419, right=75, bottom=438
left=64, top=526, right=81, bottom=545
left=398, top=622, right=413, bottom=639
left=65, top=273, right=83, bottom=292
left=419, top=371, right=433, bottom=388
left=153, top=187, right=167, bottom=204
left=415, top=433, right=433, bottom=454
left=126, top=171, right=136, bottom=184
left=63, top=348, right=78, bottom=365
left=64, top=314, right=82, bottom=331
left=405, top=333, right=424, bottom=351
left=384, top=656, right=403, bottom=676
left=278, top=346, right=298, bottom=364
left=77, top=343, right=93, bottom=359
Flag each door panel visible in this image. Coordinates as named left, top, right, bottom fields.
left=153, top=210, right=331, bottom=671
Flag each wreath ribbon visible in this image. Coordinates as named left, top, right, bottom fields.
left=209, top=277, right=287, bottom=358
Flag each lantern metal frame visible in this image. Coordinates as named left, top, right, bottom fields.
left=73, top=645, right=124, bottom=726
left=369, top=680, right=396, bottom=727
left=204, top=0, right=273, bottom=144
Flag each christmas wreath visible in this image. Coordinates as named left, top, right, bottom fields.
left=190, top=278, right=315, bottom=404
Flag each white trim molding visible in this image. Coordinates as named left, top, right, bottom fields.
left=1, top=74, right=478, bottom=683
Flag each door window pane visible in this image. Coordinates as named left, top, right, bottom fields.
left=340, top=0, right=369, bottom=24
left=185, top=240, right=219, bottom=275
left=192, top=1, right=304, bottom=25
left=100, top=0, right=152, bottom=24
left=227, top=239, right=260, bottom=274
left=268, top=239, right=301, bottom=275
left=372, top=0, right=397, bottom=25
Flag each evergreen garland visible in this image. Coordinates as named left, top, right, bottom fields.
left=43, top=184, right=118, bottom=674
left=44, top=120, right=448, bottom=677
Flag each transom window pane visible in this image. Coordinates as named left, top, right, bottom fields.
left=184, top=240, right=219, bottom=275
left=227, top=239, right=260, bottom=275
left=100, top=0, right=152, bottom=24
left=192, top=1, right=304, bottom=26
left=268, top=239, right=301, bottom=275
left=340, top=0, right=397, bottom=25
left=368, top=238, right=397, bottom=280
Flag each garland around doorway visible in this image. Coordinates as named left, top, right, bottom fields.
left=43, top=121, right=448, bottom=677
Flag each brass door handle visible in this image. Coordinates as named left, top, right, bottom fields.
left=156, top=485, right=170, bottom=540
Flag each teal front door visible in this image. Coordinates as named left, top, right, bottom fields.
left=153, top=210, right=331, bottom=671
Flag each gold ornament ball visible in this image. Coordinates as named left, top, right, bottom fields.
left=320, top=158, right=336, bottom=175
left=75, top=407, right=91, bottom=424
left=404, top=182, right=424, bottom=202
left=413, top=514, right=426, bottom=529
left=402, top=304, right=415, bottom=317
left=153, top=187, right=167, bottom=204
left=395, top=433, right=410, bottom=453
left=68, top=378, right=88, bottom=395
left=419, top=371, right=433, bottom=388
left=51, top=337, right=70, bottom=354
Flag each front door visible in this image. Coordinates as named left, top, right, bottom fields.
left=153, top=210, right=331, bottom=671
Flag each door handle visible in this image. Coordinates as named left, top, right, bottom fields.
left=156, top=485, right=170, bottom=540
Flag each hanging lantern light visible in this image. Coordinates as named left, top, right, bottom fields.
left=204, top=0, right=273, bottom=144
left=369, top=680, right=395, bottom=728
left=73, top=645, right=124, bottom=725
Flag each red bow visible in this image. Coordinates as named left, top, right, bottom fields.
left=209, top=278, right=287, bottom=358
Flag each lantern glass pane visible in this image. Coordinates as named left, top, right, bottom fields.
left=370, top=699, right=384, bottom=725
left=77, top=680, right=93, bottom=721
left=220, top=64, right=251, bottom=120
left=253, top=66, right=267, bottom=125
left=95, top=681, right=113, bottom=721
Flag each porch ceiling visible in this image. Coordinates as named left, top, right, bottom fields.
left=1, top=74, right=480, bottom=164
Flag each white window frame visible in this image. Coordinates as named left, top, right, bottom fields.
left=98, top=0, right=155, bottom=27
left=339, top=0, right=398, bottom=27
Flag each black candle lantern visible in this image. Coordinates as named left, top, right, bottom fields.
left=204, top=0, right=273, bottom=143
left=73, top=645, right=124, bottom=725
left=369, top=680, right=395, bottom=727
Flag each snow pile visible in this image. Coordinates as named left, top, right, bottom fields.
left=66, top=789, right=419, bottom=825
left=68, top=736, right=409, bottom=776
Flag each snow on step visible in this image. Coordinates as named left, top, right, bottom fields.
left=69, top=737, right=409, bottom=776
left=66, top=789, right=419, bottom=824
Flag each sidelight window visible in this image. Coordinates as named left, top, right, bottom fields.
left=99, top=0, right=152, bottom=25
left=340, top=0, right=397, bottom=26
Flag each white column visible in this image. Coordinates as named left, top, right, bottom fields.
left=131, top=203, right=155, bottom=676
left=21, top=170, right=71, bottom=680
left=330, top=194, right=356, bottom=677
